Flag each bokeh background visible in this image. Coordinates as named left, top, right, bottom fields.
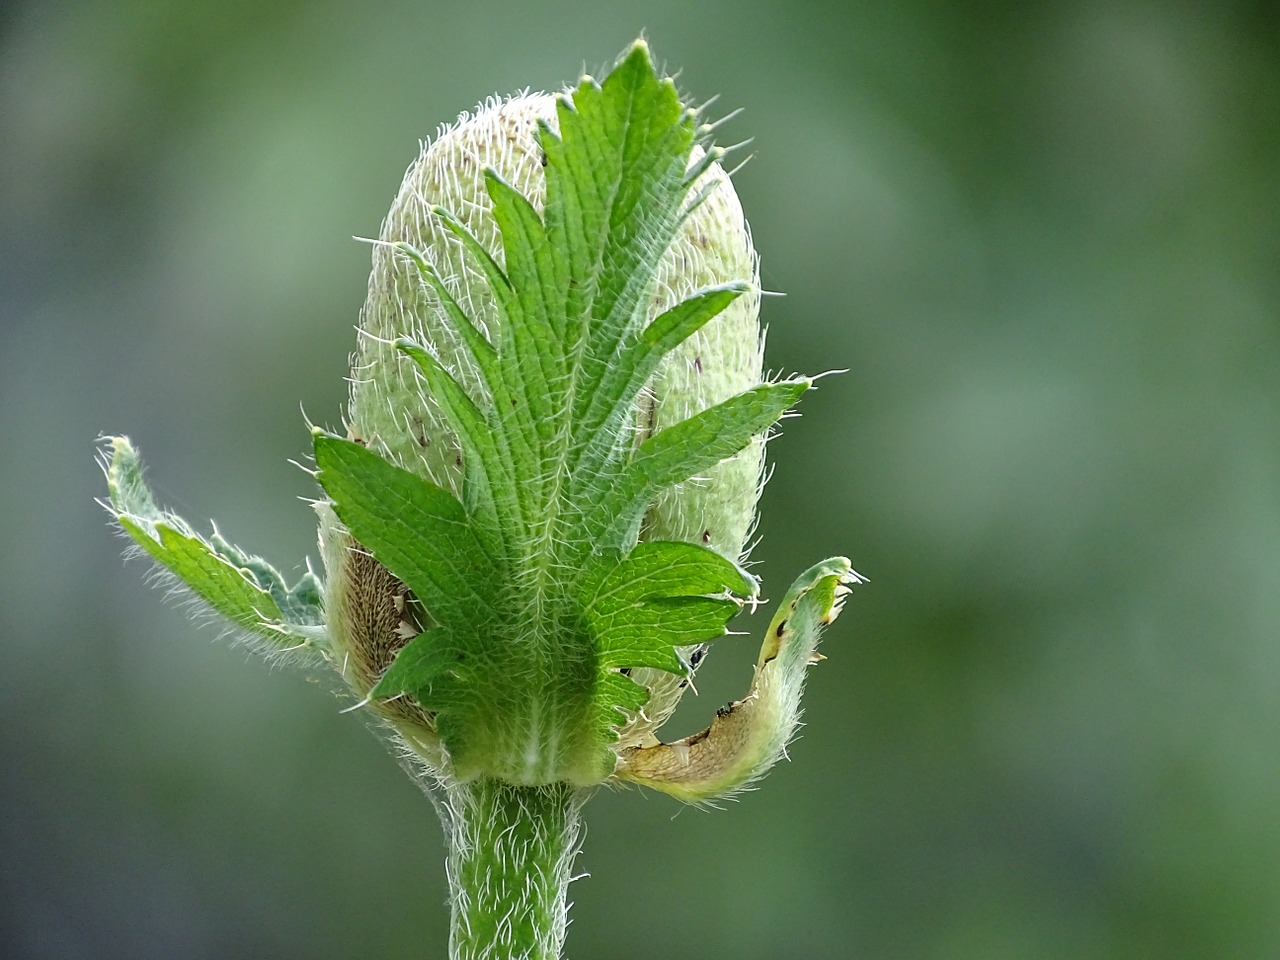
left=3, top=1, right=1279, bottom=957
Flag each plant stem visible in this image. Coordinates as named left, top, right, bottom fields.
left=443, top=777, right=588, bottom=960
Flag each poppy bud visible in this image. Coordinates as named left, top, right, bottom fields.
left=326, top=88, right=766, bottom=758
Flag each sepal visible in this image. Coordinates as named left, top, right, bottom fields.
left=614, top=557, right=866, bottom=801
left=98, top=436, right=324, bottom=658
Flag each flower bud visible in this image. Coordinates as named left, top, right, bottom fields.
left=324, top=90, right=766, bottom=758
left=351, top=92, right=763, bottom=558
left=102, top=42, right=857, bottom=804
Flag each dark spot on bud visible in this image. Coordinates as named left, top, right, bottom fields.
left=539, top=151, right=548, bottom=167
left=694, top=233, right=709, bottom=249
left=687, top=727, right=711, bottom=745
left=678, top=678, right=689, bottom=688
left=455, top=455, right=463, bottom=467
left=511, top=398, right=518, bottom=407
left=715, top=704, right=733, bottom=719
left=688, top=647, right=705, bottom=669
left=776, top=619, right=787, bottom=638
left=702, top=529, right=711, bottom=543
left=694, top=356, right=703, bottom=374
left=619, top=667, right=632, bottom=676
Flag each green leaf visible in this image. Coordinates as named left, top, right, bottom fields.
left=209, top=531, right=324, bottom=625
left=391, top=246, right=527, bottom=548
left=484, top=173, right=565, bottom=443
left=313, top=433, right=502, bottom=634
left=430, top=203, right=547, bottom=513
left=588, top=669, right=652, bottom=754
left=638, top=284, right=751, bottom=360
left=592, top=378, right=811, bottom=549
left=570, top=283, right=749, bottom=482
left=395, top=339, right=508, bottom=541
left=340, top=42, right=823, bottom=787
left=425, top=41, right=705, bottom=546
left=100, top=436, right=322, bottom=649
left=582, top=539, right=755, bottom=607
left=485, top=173, right=561, bottom=345
left=101, top=42, right=855, bottom=800
left=555, top=46, right=693, bottom=349
left=432, top=204, right=517, bottom=325
left=581, top=540, right=753, bottom=690
left=338, top=40, right=763, bottom=783
left=393, top=242, right=499, bottom=381
left=120, top=518, right=284, bottom=624
left=547, top=50, right=700, bottom=453
left=370, top=625, right=465, bottom=703
left=596, top=595, right=742, bottom=673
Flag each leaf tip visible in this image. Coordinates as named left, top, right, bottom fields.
left=392, top=240, right=429, bottom=269
left=620, top=37, right=659, bottom=75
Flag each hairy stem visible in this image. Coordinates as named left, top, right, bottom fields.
left=443, top=778, right=588, bottom=960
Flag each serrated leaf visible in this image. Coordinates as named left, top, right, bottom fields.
left=580, top=540, right=753, bottom=676
left=101, top=436, right=322, bottom=648
left=570, top=283, right=749, bottom=483
left=638, top=284, right=751, bottom=359
left=313, top=433, right=501, bottom=634
left=429, top=43, right=703, bottom=536
left=583, top=539, right=755, bottom=603
left=408, top=41, right=753, bottom=581
left=593, top=595, right=741, bottom=672
left=561, top=48, right=692, bottom=346
left=485, top=173, right=561, bottom=344
left=209, top=531, right=323, bottom=625
left=484, top=173, right=565, bottom=444
left=396, top=339, right=508, bottom=541
left=588, top=669, right=651, bottom=751
left=548, top=53, right=699, bottom=448
left=591, top=378, right=811, bottom=549
left=393, top=242, right=498, bottom=380
left=120, top=517, right=285, bottom=626
left=101, top=43, right=858, bottom=800
left=430, top=204, right=547, bottom=510
left=378, top=44, right=795, bottom=785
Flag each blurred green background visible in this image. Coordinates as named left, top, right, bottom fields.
left=3, top=0, right=1278, bottom=957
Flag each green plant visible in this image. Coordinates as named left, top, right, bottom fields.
left=100, top=40, right=863, bottom=960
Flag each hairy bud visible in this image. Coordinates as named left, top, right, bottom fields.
left=327, top=90, right=766, bottom=756
left=101, top=43, right=859, bottom=960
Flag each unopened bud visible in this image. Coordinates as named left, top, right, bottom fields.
left=326, top=90, right=765, bottom=753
